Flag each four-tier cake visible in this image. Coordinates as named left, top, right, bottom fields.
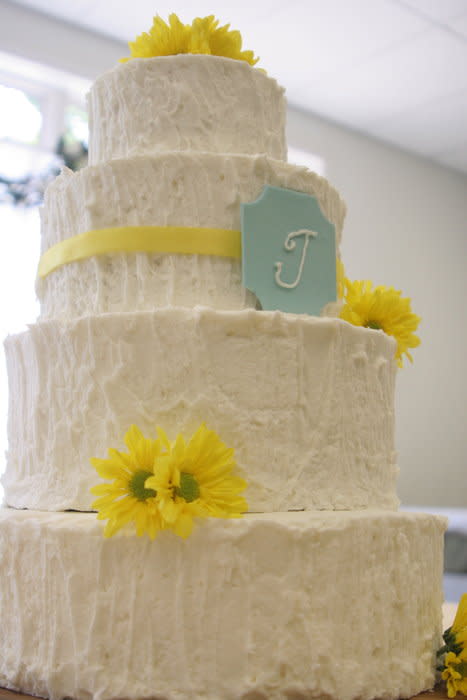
left=0, top=15, right=446, bottom=700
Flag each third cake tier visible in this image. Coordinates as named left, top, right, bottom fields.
left=4, top=310, right=397, bottom=512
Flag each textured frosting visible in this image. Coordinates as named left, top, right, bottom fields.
left=1, top=38, right=446, bottom=700
left=87, top=55, right=286, bottom=165
left=3, top=309, right=398, bottom=512
left=38, top=152, right=346, bottom=320
left=0, top=508, right=446, bottom=700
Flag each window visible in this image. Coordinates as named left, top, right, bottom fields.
left=0, top=84, right=42, bottom=144
left=0, top=61, right=90, bottom=497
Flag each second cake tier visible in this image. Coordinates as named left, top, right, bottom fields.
left=4, top=309, right=398, bottom=512
left=37, top=153, right=346, bottom=320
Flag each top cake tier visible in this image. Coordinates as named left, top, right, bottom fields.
left=87, top=55, right=287, bottom=165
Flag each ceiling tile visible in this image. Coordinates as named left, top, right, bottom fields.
left=28, top=0, right=288, bottom=43
left=294, top=27, right=467, bottom=128
left=11, top=0, right=98, bottom=23
left=446, top=11, right=467, bottom=38
left=249, top=0, right=436, bottom=97
left=260, top=0, right=432, bottom=80
left=365, top=90, right=467, bottom=157
left=394, top=0, right=467, bottom=22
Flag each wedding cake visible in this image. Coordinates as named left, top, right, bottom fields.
left=0, top=15, right=445, bottom=700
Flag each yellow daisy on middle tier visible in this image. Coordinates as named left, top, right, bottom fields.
left=146, top=424, right=248, bottom=538
left=90, top=424, right=164, bottom=539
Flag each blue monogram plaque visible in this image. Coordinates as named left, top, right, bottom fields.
left=241, top=185, right=337, bottom=315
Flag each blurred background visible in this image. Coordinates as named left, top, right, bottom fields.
left=0, top=0, right=466, bottom=599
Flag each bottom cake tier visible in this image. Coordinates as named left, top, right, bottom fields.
left=0, top=508, right=445, bottom=700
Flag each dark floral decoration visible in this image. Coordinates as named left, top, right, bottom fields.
left=0, top=136, right=88, bottom=207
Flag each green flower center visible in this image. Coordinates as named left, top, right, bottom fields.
left=458, top=662, right=467, bottom=678
left=366, top=320, right=382, bottom=330
left=175, top=472, right=200, bottom=503
left=129, top=470, right=157, bottom=501
left=441, top=627, right=464, bottom=656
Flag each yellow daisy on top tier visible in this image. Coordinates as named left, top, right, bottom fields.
left=90, top=425, right=164, bottom=539
left=145, top=424, right=248, bottom=539
left=339, top=278, right=421, bottom=367
left=121, top=13, right=259, bottom=66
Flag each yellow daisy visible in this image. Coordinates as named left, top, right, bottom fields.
left=452, top=595, right=467, bottom=642
left=120, top=14, right=190, bottom=62
left=339, top=278, right=421, bottom=367
left=442, top=650, right=467, bottom=698
left=441, top=595, right=467, bottom=657
left=189, top=15, right=258, bottom=65
left=90, top=425, right=164, bottom=539
left=120, top=13, right=259, bottom=66
left=145, top=424, right=248, bottom=538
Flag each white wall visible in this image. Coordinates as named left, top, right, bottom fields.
left=288, top=107, right=467, bottom=507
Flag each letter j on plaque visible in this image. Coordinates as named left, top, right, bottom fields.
left=241, top=186, right=337, bottom=316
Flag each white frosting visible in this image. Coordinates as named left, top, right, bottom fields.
left=1, top=51, right=445, bottom=700
left=37, top=153, right=346, bottom=321
left=87, top=55, right=286, bottom=165
left=3, top=310, right=398, bottom=513
left=274, top=229, right=318, bottom=289
left=0, top=508, right=446, bottom=700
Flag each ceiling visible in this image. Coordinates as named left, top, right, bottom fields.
left=5, top=0, right=467, bottom=175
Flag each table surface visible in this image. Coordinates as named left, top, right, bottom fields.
left=0, top=685, right=450, bottom=700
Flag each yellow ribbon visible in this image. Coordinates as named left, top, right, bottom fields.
left=38, top=225, right=242, bottom=279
